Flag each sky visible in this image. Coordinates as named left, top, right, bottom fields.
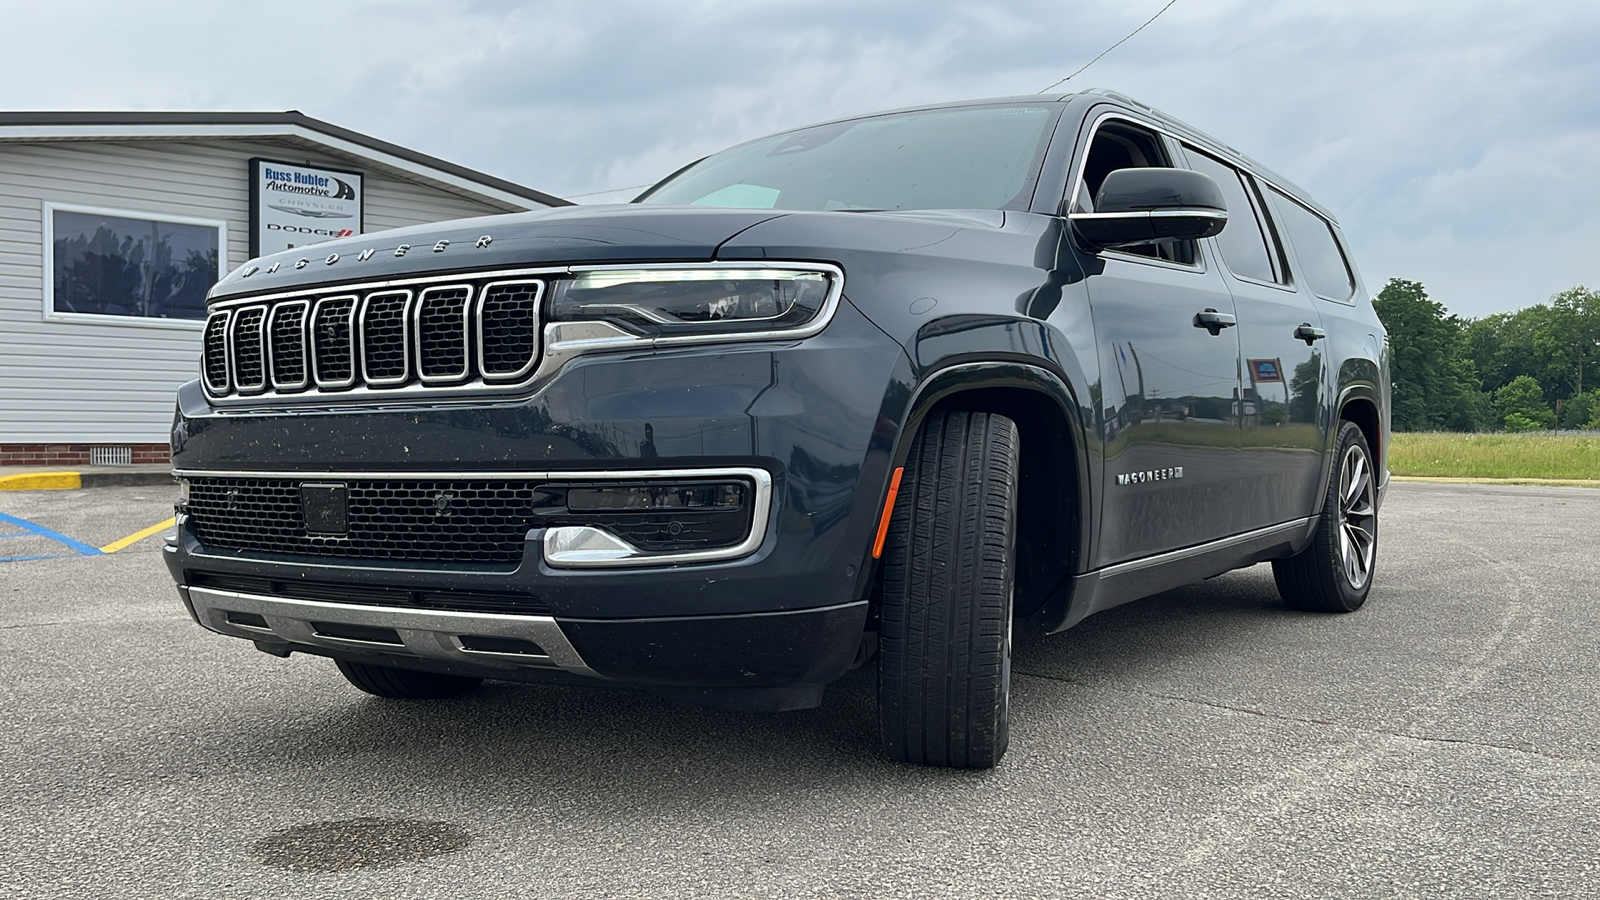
left=4, top=0, right=1596, bottom=319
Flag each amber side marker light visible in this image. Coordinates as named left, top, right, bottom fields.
left=871, top=467, right=905, bottom=559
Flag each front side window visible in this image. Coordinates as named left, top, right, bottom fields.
left=1184, top=148, right=1280, bottom=284
left=1072, top=119, right=1195, bottom=265
left=49, top=206, right=222, bottom=322
left=1266, top=189, right=1355, bottom=302
left=637, top=104, right=1060, bottom=213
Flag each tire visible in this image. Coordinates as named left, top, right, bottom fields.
left=334, top=660, right=483, bottom=699
left=877, top=410, right=1018, bottom=769
left=1273, top=420, right=1378, bottom=613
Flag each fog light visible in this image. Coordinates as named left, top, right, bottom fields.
left=176, top=478, right=190, bottom=512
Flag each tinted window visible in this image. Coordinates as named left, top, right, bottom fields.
left=1076, top=121, right=1194, bottom=265
left=1267, top=189, right=1355, bottom=301
left=639, top=104, right=1058, bottom=212
left=1185, top=149, right=1277, bottom=284
left=51, top=209, right=219, bottom=320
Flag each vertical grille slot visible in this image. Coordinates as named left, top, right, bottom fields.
left=478, top=280, right=543, bottom=381
left=268, top=300, right=310, bottom=391
left=202, top=311, right=231, bottom=394
left=231, top=306, right=268, bottom=393
left=360, top=290, right=413, bottom=386
left=415, top=285, right=474, bottom=383
left=311, top=295, right=359, bottom=389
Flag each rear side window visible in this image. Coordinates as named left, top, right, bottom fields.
left=1183, top=148, right=1279, bottom=284
left=1268, top=188, right=1355, bottom=302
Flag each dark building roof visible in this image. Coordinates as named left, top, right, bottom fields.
left=0, top=110, right=570, bottom=208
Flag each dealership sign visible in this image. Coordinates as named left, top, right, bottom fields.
left=249, top=158, right=364, bottom=257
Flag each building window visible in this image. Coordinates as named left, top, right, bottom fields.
left=46, top=204, right=225, bottom=323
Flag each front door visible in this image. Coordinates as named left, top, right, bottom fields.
left=1070, top=114, right=1246, bottom=567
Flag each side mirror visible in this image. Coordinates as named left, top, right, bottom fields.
left=1069, top=167, right=1228, bottom=251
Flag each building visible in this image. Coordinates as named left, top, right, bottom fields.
left=0, top=111, right=566, bottom=466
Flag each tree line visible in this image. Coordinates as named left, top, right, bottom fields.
left=1372, top=279, right=1600, bottom=432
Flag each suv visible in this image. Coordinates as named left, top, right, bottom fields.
left=167, top=90, right=1388, bottom=768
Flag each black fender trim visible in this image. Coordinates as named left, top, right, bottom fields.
left=855, top=360, right=1094, bottom=614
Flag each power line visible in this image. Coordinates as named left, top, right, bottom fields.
left=1037, top=0, right=1181, bottom=94
left=565, top=183, right=654, bottom=199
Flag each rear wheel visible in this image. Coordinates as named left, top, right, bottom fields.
left=334, top=660, right=483, bottom=699
left=877, top=411, right=1018, bottom=769
left=1273, top=420, right=1378, bottom=613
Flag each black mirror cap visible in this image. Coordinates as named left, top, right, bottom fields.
left=1070, top=167, right=1229, bottom=250
left=1095, top=167, right=1226, bottom=214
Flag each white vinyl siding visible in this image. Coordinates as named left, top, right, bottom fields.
left=0, top=138, right=538, bottom=443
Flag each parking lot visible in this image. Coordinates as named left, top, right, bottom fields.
left=1, top=481, right=1596, bottom=898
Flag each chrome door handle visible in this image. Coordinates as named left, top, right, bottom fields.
left=1294, top=323, right=1327, bottom=345
left=1192, top=308, right=1237, bottom=336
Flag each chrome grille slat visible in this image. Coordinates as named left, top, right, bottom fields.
left=231, top=306, right=268, bottom=393
left=268, top=300, right=310, bottom=391
left=202, top=311, right=231, bottom=394
left=415, top=285, right=474, bottom=383
left=477, top=280, right=543, bottom=381
left=359, top=290, right=413, bottom=386
left=311, top=295, right=359, bottom=389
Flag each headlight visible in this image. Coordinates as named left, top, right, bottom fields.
left=549, top=267, right=837, bottom=338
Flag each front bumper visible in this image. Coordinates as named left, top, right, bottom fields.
left=165, top=299, right=907, bottom=702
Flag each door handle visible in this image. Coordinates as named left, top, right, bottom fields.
left=1294, top=323, right=1327, bottom=345
left=1192, top=308, right=1237, bottom=336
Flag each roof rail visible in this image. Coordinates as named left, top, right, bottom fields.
left=1082, top=88, right=1242, bottom=158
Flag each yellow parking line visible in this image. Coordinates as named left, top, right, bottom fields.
left=0, top=471, right=82, bottom=491
left=101, top=517, right=176, bottom=553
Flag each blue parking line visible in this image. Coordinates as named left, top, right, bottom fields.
left=0, top=554, right=74, bottom=562
left=0, top=511, right=104, bottom=556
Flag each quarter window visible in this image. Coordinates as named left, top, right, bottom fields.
left=1266, top=189, right=1355, bottom=302
left=1184, top=148, right=1280, bottom=284
left=48, top=205, right=223, bottom=322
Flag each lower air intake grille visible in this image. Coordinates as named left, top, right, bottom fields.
left=186, top=477, right=544, bottom=566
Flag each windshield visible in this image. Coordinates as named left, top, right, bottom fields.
left=636, top=103, right=1061, bottom=213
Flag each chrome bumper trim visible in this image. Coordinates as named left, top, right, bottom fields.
left=183, top=585, right=598, bottom=677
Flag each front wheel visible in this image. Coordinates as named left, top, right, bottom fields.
left=1273, top=420, right=1378, bottom=613
left=877, top=411, right=1018, bottom=769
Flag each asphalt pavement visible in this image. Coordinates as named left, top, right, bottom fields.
left=0, top=482, right=1596, bottom=898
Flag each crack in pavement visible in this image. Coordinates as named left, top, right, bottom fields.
left=1015, top=668, right=1594, bottom=764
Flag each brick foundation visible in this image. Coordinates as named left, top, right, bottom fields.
left=0, top=443, right=170, bottom=466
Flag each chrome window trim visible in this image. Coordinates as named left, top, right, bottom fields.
left=266, top=299, right=311, bottom=391
left=174, top=466, right=775, bottom=571
left=201, top=310, right=232, bottom=395
left=310, top=294, right=360, bottom=390
left=230, top=305, right=269, bottom=394
left=475, top=279, right=545, bottom=382
left=200, top=262, right=844, bottom=407
left=413, top=283, right=475, bottom=384
left=358, top=289, right=414, bottom=387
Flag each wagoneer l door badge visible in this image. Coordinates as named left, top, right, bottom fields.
left=1117, top=467, right=1184, bottom=486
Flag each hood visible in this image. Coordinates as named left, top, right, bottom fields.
left=209, top=205, right=787, bottom=300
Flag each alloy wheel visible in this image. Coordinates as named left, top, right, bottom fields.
left=1337, top=444, right=1377, bottom=589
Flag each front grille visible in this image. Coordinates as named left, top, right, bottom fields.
left=204, top=271, right=547, bottom=401
left=186, top=477, right=545, bottom=566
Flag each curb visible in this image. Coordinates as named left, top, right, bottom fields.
left=0, top=469, right=174, bottom=491
left=1391, top=475, right=1600, bottom=488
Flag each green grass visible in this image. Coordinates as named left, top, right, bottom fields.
left=1388, top=432, right=1600, bottom=481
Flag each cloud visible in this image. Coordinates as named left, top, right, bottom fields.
left=1, top=0, right=1596, bottom=316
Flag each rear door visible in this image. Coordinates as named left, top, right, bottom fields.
left=1180, top=146, right=1329, bottom=528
